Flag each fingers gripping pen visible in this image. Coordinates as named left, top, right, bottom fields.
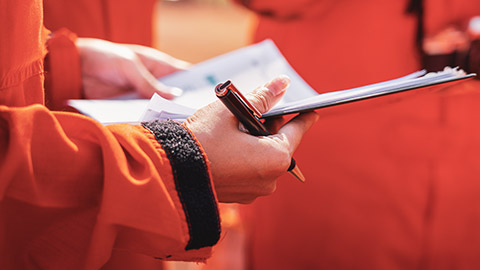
left=215, top=80, right=305, bottom=182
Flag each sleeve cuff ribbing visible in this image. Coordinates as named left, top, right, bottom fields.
left=142, top=119, right=221, bottom=250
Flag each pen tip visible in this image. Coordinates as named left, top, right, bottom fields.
left=289, top=165, right=306, bottom=183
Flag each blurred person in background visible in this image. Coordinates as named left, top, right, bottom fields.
left=233, top=0, right=480, bottom=269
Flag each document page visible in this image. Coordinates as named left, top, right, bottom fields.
left=69, top=40, right=317, bottom=124
left=68, top=98, right=148, bottom=125
left=157, top=39, right=317, bottom=109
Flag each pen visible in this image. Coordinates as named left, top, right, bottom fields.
left=215, top=80, right=306, bottom=183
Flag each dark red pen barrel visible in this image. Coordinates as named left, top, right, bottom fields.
left=215, top=81, right=303, bottom=181
left=215, top=82, right=270, bottom=136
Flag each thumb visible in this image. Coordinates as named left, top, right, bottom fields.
left=126, top=58, right=183, bottom=99
left=246, top=75, right=290, bottom=114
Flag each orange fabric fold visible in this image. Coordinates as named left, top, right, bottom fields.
left=44, top=28, right=83, bottom=110
left=0, top=0, right=218, bottom=268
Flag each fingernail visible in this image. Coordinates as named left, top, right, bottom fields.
left=268, top=75, right=290, bottom=96
left=169, top=87, right=183, bottom=97
left=277, top=74, right=290, bottom=85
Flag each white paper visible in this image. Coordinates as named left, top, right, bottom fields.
left=68, top=99, right=148, bottom=125
left=141, top=94, right=196, bottom=122
left=156, top=39, right=317, bottom=110
left=69, top=40, right=317, bottom=124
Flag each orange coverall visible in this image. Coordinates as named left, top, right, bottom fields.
left=41, top=0, right=157, bottom=111
left=235, top=0, right=480, bottom=269
left=0, top=0, right=220, bottom=269
left=40, top=0, right=480, bottom=268
left=43, top=0, right=156, bottom=46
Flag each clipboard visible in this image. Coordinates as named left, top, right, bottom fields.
left=261, top=68, right=477, bottom=119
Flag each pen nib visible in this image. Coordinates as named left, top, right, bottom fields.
left=289, top=165, right=306, bottom=183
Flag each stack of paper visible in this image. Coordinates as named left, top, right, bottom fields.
left=143, top=67, right=475, bottom=121
left=262, top=67, right=475, bottom=118
left=68, top=40, right=317, bottom=124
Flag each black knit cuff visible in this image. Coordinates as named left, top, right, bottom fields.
left=142, top=120, right=220, bottom=250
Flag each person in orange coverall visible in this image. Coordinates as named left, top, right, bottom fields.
left=234, top=0, right=480, bottom=269
left=0, top=0, right=319, bottom=269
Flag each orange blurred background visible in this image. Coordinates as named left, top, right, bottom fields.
left=154, top=0, right=257, bottom=64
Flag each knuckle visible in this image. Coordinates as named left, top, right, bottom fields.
left=268, top=140, right=292, bottom=170
left=254, top=179, right=277, bottom=198
left=257, top=94, right=270, bottom=113
left=264, top=181, right=277, bottom=195
left=250, top=88, right=272, bottom=112
left=238, top=198, right=256, bottom=204
left=279, top=150, right=292, bottom=170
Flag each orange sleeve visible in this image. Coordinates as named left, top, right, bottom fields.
left=0, top=104, right=220, bottom=269
left=44, top=28, right=83, bottom=111
left=43, top=0, right=156, bottom=46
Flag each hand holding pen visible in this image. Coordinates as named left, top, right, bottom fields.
left=184, top=75, right=318, bottom=203
left=215, top=78, right=306, bottom=182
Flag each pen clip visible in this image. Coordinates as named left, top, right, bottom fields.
left=228, top=84, right=263, bottom=119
